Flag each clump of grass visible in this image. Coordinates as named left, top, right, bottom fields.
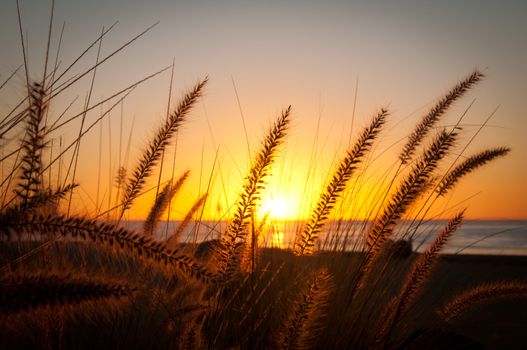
left=367, top=128, right=458, bottom=253
left=215, top=106, right=291, bottom=280
left=279, top=268, right=334, bottom=350
left=0, top=272, right=134, bottom=316
left=0, top=214, right=214, bottom=282
left=169, top=192, right=208, bottom=247
left=440, top=281, right=527, bottom=323
left=295, top=108, right=388, bottom=256
left=143, top=170, right=190, bottom=236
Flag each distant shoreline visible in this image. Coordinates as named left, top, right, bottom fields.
left=123, top=219, right=527, bottom=256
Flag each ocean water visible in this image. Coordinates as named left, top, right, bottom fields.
left=125, top=219, right=527, bottom=256
left=406, top=220, right=527, bottom=256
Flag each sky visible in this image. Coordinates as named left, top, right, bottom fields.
left=1, top=0, right=526, bottom=220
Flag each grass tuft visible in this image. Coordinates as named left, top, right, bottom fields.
left=440, top=281, right=527, bottom=323
left=399, top=70, right=483, bottom=164
left=143, top=170, right=190, bottom=236
left=295, top=108, right=388, bottom=256
left=0, top=272, right=134, bottom=316
left=279, top=268, right=334, bottom=350
left=215, top=106, right=291, bottom=280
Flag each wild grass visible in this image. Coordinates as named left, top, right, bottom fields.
left=439, top=281, right=527, bottom=323
left=215, top=106, right=291, bottom=280
left=437, top=147, right=510, bottom=196
left=295, top=108, right=388, bottom=256
left=143, top=170, right=190, bottom=236
left=0, top=214, right=214, bottom=282
left=279, top=268, right=334, bottom=349
left=399, top=70, right=483, bottom=165
left=169, top=192, right=208, bottom=247
left=1, top=11, right=526, bottom=350
left=119, top=78, right=207, bottom=220
left=0, top=272, right=134, bottom=315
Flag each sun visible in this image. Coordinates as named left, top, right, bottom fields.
left=259, top=196, right=290, bottom=220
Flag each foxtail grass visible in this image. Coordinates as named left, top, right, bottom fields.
left=437, top=147, right=510, bottom=196
left=440, top=281, right=527, bottom=323
left=181, top=325, right=199, bottom=350
left=0, top=30, right=518, bottom=349
left=295, top=108, right=388, bottom=256
left=374, top=211, right=465, bottom=347
left=15, top=82, right=49, bottom=207
left=168, top=193, right=208, bottom=247
left=119, top=78, right=207, bottom=219
left=215, top=106, right=291, bottom=280
left=143, top=170, right=190, bottom=236
left=399, top=70, right=483, bottom=164
left=396, top=211, right=465, bottom=317
left=0, top=272, right=134, bottom=316
left=347, top=128, right=459, bottom=314
left=0, top=214, right=214, bottom=282
left=3, top=183, right=77, bottom=218
left=278, top=268, right=334, bottom=350
left=240, top=214, right=268, bottom=273
left=367, top=128, right=458, bottom=253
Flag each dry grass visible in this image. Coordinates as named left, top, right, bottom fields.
left=14, top=82, right=48, bottom=207
left=169, top=192, right=208, bottom=247
left=143, top=170, right=190, bottom=236
left=215, top=106, right=291, bottom=280
left=279, top=268, right=334, bottom=350
left=119, top=78, right=207, bottom=220
left=295, top=108, right=388, bottom=256
left=440, top=281, right=527, bottom=323
left=0, top=272, right=134, bottom=316
left=437, top=147, right=511, bottom=196
left=399, top=69, right=483, bottom=164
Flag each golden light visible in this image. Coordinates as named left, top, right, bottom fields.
left=270, top=231, right=285, bottom=248
left=259, top=196, right=290, bottom=220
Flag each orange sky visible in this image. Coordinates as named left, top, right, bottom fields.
left=1, top=0, right=526, bottom=220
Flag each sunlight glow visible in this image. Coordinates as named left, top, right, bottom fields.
left=259, top=196, right=290, bottom=220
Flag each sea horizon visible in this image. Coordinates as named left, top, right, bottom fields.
left=119, top=219, right=527, bottom=257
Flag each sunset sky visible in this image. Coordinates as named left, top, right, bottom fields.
left=1, top=0, right=526, bottom=220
